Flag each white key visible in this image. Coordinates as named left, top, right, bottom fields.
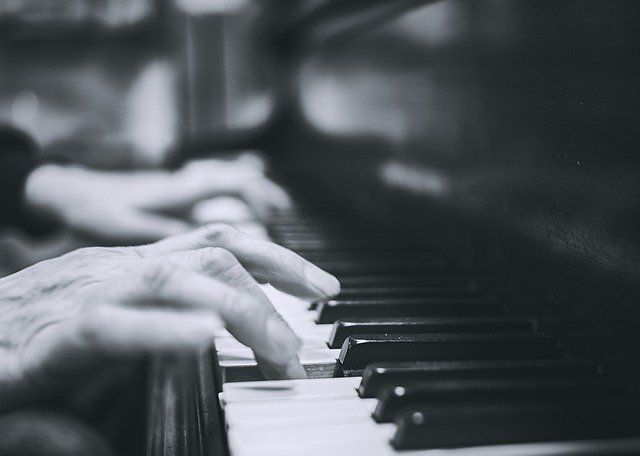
left=228, top=420, right=395, bottom=455
left=221, top=376, right=361, bottom=404
left=225, top=396, right=376, bottom=427
left=285, top=320, right=332, bottom=336
left=232, top=438, right=640, bottom=456
left=216, top=333, right=328, bottom=351
left=281, top=310, right=318, bottom=322
left=214, top=321, right=332, bottom=340
left=218, top=347, right=339, bottom=367
left=262, top=285, right=311, bottom=315
left=218, top=347, right=339, bottom=382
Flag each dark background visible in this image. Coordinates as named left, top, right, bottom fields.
left=264, top=0, right=640, bottom=371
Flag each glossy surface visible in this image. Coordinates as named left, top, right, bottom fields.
left=338, top=333, right=561, bottom=369
left=270, top=0, right=640, bottom=370
left=357, top=359, right=598, bottom=398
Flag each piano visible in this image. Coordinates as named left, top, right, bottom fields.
left=147, top=0, right=640, bottom=455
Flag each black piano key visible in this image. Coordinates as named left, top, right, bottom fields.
left=357, top=359, right=599, bottom=398
left=391, top=399, right=640, bottom=450
left=316, top=297, right=506, bottom=324
left=338, top=333, right=561, bottom=370
left=374, top=377, right=635, bottom=422
left=327, top=316, right=537, bottom=349
left=311, top=259, right=450, bottom=275
left=332, top=285, right=482, bottom=299
left=281, top=240, right=424, bottom=252
left=308, top=284, right=483, bottom=311
left=337, top=275, right=473, bottom=288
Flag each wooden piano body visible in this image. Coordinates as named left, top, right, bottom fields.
left=148, top=1, right=640, bottom=454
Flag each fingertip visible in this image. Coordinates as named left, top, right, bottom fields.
left=285, top=356, right=307, bottom=379
left=303, top=264, right=341, bottom=298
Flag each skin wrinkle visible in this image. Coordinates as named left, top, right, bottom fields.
left=0, top=224, right=339, bottom=412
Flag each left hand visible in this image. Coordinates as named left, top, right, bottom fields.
left=24, top=154, right=291, bottom=243
left=0, top=224, right=339, bottom=412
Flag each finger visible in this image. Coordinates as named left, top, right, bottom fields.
left=146, top=249, right=299, bottom=360
left=18, top=305, right=222, bottom=394
left=137, top=160, right=264, bottom=211
left=241, top=179, right=292, bottom=217
left=190, top=196, right=255, bottom=224
left=235, top=151, right=267, bottom=172
left=75, top=306, right=221, bottom=355
left=72, top=208, right=192, bottom=243
left=159, top=247, right=276, bottom=311
left=109, top=261, right=305, bottom=379
left=140, top=224, right=340, bottom=300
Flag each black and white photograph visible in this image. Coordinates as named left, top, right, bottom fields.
left=1, top=1, right=640, bottom=455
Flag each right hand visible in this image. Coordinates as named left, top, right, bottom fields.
left=0, top=224, right=340, bottom=412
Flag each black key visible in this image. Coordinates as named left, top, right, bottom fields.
left=358, top=359, right=599, bottom=398
left=298, top=253, right=439, bottom=266
left=312, top=259, right=450, bottom=275
left=281, top=240, right=422, bottom=252
left=338, top=333, right=561, bottom=370
left=374, top=377, right=634, bottom=422
left=309, top=285, right=482, bottom=311
left=333, top=286, right=481, bottom=299
left=327, top=317, right=537, bottom=349
left=392, top=399, right=640, bottom=450
left=337, top=275, right=473, bottom=288
left=316, top=297, right=506, bottom=324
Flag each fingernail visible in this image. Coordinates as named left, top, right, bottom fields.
left=304, top=264, right=341, bottom=297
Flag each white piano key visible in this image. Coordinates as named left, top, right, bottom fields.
left=213, top=321, right=331, bottom=341
left=280, top=310, right=318, bottom=322
left=285, top=320, right=332, bottom=335
left=218, top=347, right=339, bottom=367
left=228, top=420, right=395, bottom=455
left=262, top=284, right=311, bottom=313
left=225, top=397, right=377, bottom=427
left=216, top=333, right=328, bottom=351
left=221, top=376, right=361, bottom=404
left=231, top=437, right=640, bottom=456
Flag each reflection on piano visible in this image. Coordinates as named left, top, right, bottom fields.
left=148, top=0, right=640, bottom=455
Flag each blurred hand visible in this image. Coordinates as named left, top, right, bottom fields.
left=0, top=224, right=340, bottom=412
left=24, top=154, right=291, bottom=243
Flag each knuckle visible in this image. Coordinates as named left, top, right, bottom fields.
left=204, top=223, right=239, bottom=246
left=199, top=247, right=241, bottom=277
left=76, top=308, right=108, bottom=348
left=232, top=294, right=263, bottom=321
left=206, top=247, right=238, bottom=267
left=139, top=261, right=177, bottom=294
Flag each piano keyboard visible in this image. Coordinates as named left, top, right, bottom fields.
left=213, top=209, right=640, bottom=455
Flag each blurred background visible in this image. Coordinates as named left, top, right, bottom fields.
left=1, top=1, right=640, bottom=357
left=2, top=2, right=640, bottom=454
left=0, top=0, right=279, bottom=272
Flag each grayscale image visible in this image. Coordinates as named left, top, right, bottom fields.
left=1, top=1, right=639, bottom=455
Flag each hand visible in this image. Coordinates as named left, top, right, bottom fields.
left=24, top=154, right=291, bottom=243
left=0, top=224, right=340, bottom=412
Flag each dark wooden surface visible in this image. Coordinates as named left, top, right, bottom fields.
left=147, top=351, right=227, bottom=456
